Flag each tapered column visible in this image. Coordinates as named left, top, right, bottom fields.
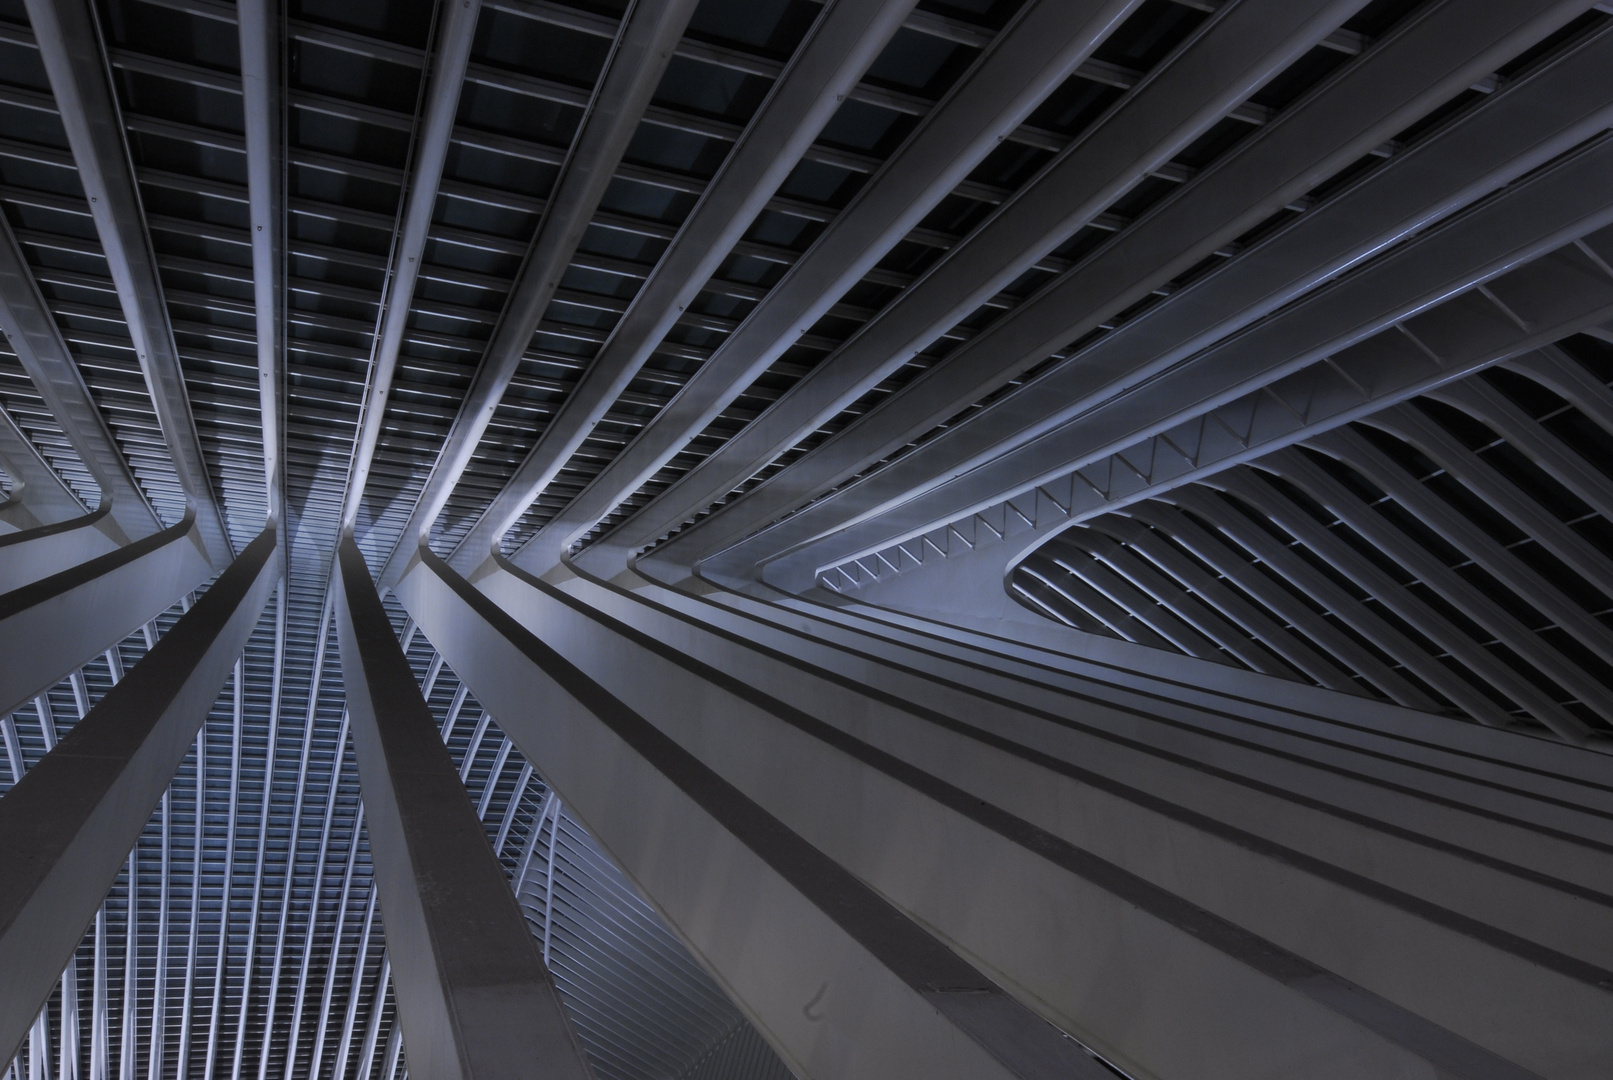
left=0, top=514, right=212, bottom=717
left=394, top=545, right=1113, bottom=1080
left=0, top=528, right=277, bottom=1065
left=332, top=535, right=594, bottom=1080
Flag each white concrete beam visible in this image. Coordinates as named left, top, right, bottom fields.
left=0, top=528, right=278, bottom=1065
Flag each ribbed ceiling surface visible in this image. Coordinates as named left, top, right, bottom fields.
left=3, top=0, right=1612, bottom=1075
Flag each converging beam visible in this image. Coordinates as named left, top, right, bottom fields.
left=648, top=0, right=1596, bottom=575
left=571, top=0, right=1368, bottom=576
left=0, top=528, right=278, bottom=1067
left=468, top=0, right=1148, bottom=577
left=0, top=504, right=123, bottom=594
left=23, top=0, right=233, bottom=566
left=0, top=513, right=212, bottom=718
left=0, top=404, right=82, bottom=530
left=0, top=213, right=153, bottom=540
left=332, top=535, right=594, bottom=1080
left=339, top=0, right=484, bottom=532
left=393, top=544, right=1114, bottom=1080
left=238, top=0, right=287, bottom=578
left=377, top=0, right=705, bottom=587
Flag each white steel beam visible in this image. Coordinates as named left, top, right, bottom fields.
left=0, top=509, right=123, bottom=595
left=238, top=0, right=288, bottom=577
left=1094, top=515, right=1365, bottom=692
left=231, top=585, right=284, bottom=1080
left=430, top=551, right=1611, bottom=1077
left=0, top=212, right=154, bottom=540
left=1123, top=502, right=1430, bottom=704
left=1368, top=403, right=1613, bottom=597
left=256, top=598, right=333, bottom=1080
left=305, top=802, right=366, bottom=1080
left=146, top=791, right=168, bottom=1080
left=174, top=715, right=204, bottom=1080
left=467, top=0, right=1149, bottom=577
left=23, top=0, right=233, bottom=566
left=338, top=0, right=485, bottom=532
left=0, top=515, right=213, bottom=718
left=1306, top=423, right=1613, bottom=671
left=1267, top=447, right=1612, bottom=727
left=567, top=565, right=1613, bottom=1065
left=1169, top=484, right=1509, bottom=724
left=201, top=660, right=246, bottom=1080
left=1047, top=545, right=1232, bottom=662
left=1074, top=530, right=1295, bottom=676
left=1429, top=377, right=1613, bottom=522
left=1211, top=468, right=1587, bottom=739
left=688, top=14, right=1613, bottom=585
left=410, top=0, right=911, bottom=582
left=280, top=711, right=350, bottom=1080
left=767, top=131, right=1613, bottom=591
left=1507, top=342, right=1613, bottom=434
left=0, top=528, right=278, bottom=1066
left=376, top=0, right=709, bottom=587
left=333, top=535, right=594, bottom=1080
left=398, top=545, right=1289, bottom=1080
left=565, top=0, right=1369, bottom=576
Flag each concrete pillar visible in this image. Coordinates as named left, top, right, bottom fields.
left=506, top=562, right=1610, bottom=1080
left=394, top=545, right=1113, bottom=1080
left=332, top=535, right=594, bottom=1080
left=0, top=514, right=212, bottom=718
left=0, top=528, right=277, bottom=1065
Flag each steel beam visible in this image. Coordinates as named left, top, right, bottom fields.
left=568, top=0, right=1370, bottom=575
left=1307, top=422, right=1613, bottom=671
left=1211, top=468, right=1588, bottom=739
left=471, top=0, right=1147, bottom=576
left=332, top=534, right=593, bottom=1080
left=671, top=564, right=1613, bottom=818
left=1074, top=527, right=1304, bottom=678
left=0, top=513, right=213, bottom=718
left=255, top=597, right=332, bottom=1080
left=1017, top=562, right=1166, bottom=644
left=829, top=217, right=1613, bottom=607
left=1046, top=542, right=1233, bottom=662
left=338, top=0, right=483, bottom=532
left=375, top=0, right=709, bottom=587
left=23, top=0, right=233, bottom=566
left=1266, top=446, right=1612, bottom=727
left=0, top=405, right=82, bottom=530
left=0, top=214, right=151, bottom=539
left=684, top=14, right=1613, bottom=584
left=280, top=709, right=350, bottom=1080
left=1167, top=484, right=1513, bottom=725
left=620, top=0, right=1602, bottom=575
left=238, top=0, right=288, bottom=577
left=1429, top=377, right=1613, bottom=522
left=0, top=508, right=124, bottom=595
left=394, top=545, right=1115, bottom=1080
left=0, top=528, right=277, bottom=1067
left=231, top=583, right=283, bottom=1080
left=1368, top=403, right=1613, bottom=599
left=1506, top=341, right=1613, bottom=434
left=1124, top=502, right=1431, bottom=705
left=758, top=131, right=1613, bottom=591
left=483, top=560, right=1610, bottom=1078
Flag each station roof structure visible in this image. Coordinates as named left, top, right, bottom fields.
left=2, top=0, right=1612, bottom=1076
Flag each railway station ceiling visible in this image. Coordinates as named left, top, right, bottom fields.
left=2, top=0, right=1612, bottom=1076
